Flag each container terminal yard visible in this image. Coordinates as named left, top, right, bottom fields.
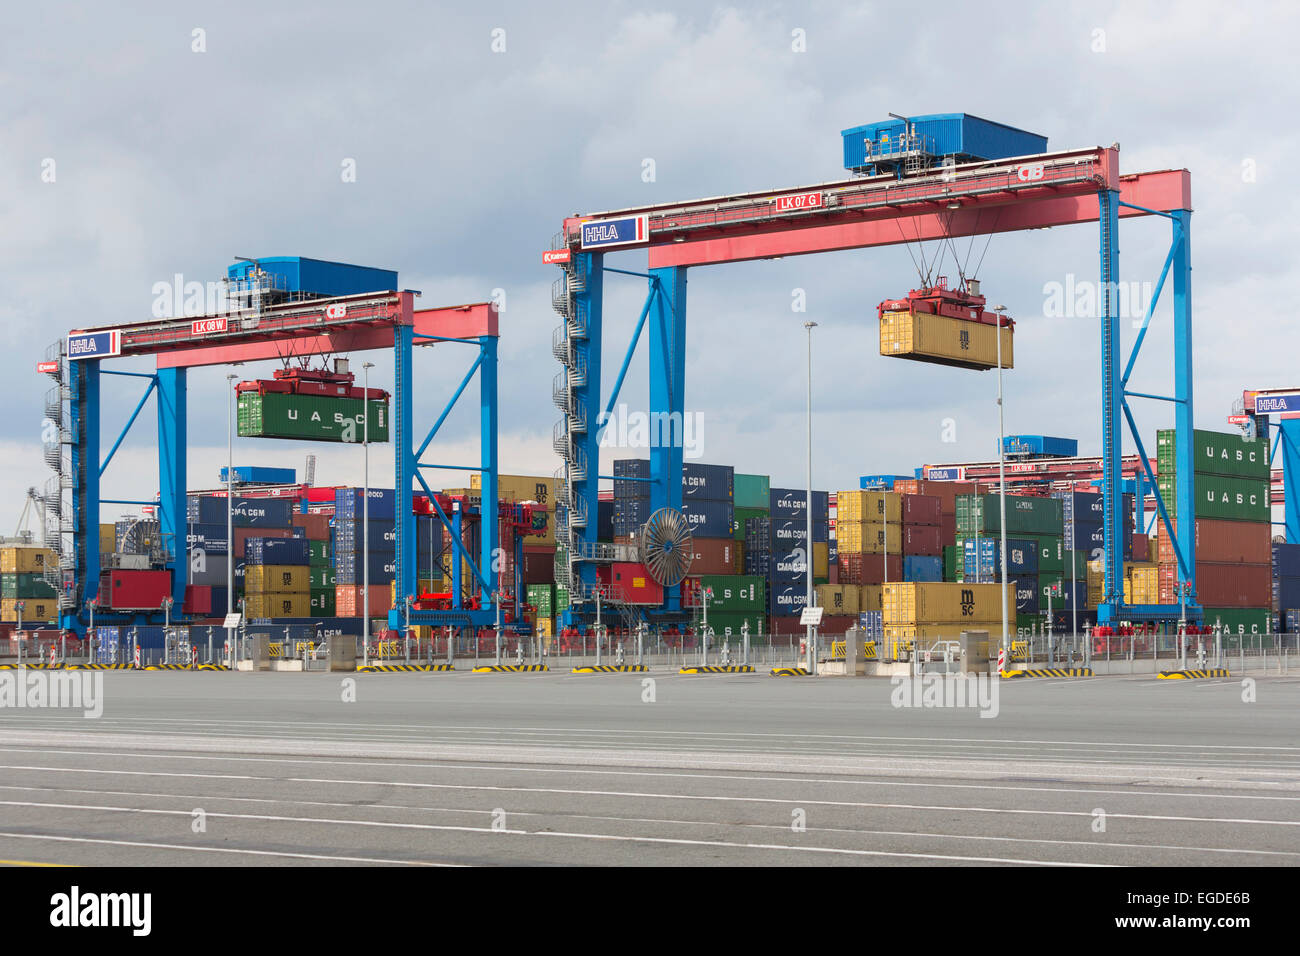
left=3, top=5, right=1299, bottom=895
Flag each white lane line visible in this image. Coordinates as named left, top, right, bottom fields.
left=3, top=719, right=1294, bottom=753
left=0, top=831, right=458, bottom=866
left=1, top=781, right=1294, bottom=830
left=0, top=800, right=1104, bottom=867
left=6, top=782, right=1294, bottom=860
left=4, top=755, right=1299, bottom=804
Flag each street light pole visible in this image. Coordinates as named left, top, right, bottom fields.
left=804, top=320, right=818, bottom=675
left=363, top=361, right=375, bottom=666
left=993, top=306, right=1010, bottom=664
left=226, top=372, right=238, bottom=668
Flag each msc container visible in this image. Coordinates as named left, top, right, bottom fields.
left=1157, top=428, right=1270, bottom=480
left=1, top=598, right=57, bottom=622
left=815, top=584, right=860, bottom=615
left=244, top=565, right=310, bottom=595
left=470, top=472, right=558, bottom=507
left=0, top=547, right=56, bottom=575
left=239, top=391, right=390, bottom=443
left=837, top=490, right=901, bottom=524
left=879, top=309, right=1014, bottom=371
left=1196, top=563, right=1271, bottom=607
left=244, top=537, right=311, bottom=566
left=836, top=520, right=887, bottom=554
left=733, top=474, right=771, bottom=509
left=955, top=494, right=1063, bottom=536
left=187, top=495, right=295, bottom=528
left=1004, top=435, right=1078, bottom=458
left=902, top=556, right=943, bottom=582
left=768, top=488, right=830, bottom=522
left=882, top=582, right=1004, bottom=624
left=333, top=488, right=397, bottom=521
left=244, top=593, right=311, bottom=619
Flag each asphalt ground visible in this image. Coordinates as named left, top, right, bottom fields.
left=0, top=669, right=1296, bottom=866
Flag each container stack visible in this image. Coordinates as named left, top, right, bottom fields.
left=0, top=547, right=57, bottom=623
left=527, top=583, right=555, bottom=643
left=682, top=574, right=766, bottom=637
left=764, top=488, right=830, bottom=623
left=1274, top=544, right=1300, bottom=631
left=243, top=536, right=311, bottom=619
left=732, top=473, right=771, bottom=578
left=332, top=488, right=396, bottom=618
left=612, top=460, right=735, bottom=541
left=882, top=581, right=1004, bottom=646
left=1156, top=428, right=1271, bottom=636
left=186, top=494, right=300, bottom=616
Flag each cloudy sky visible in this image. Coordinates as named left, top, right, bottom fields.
left=2, top=1, right=1293, bottom=530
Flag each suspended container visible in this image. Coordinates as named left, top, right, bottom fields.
left=878, top=278, right=1013, bottom=371
left=237, top=367, right=389, bottom=443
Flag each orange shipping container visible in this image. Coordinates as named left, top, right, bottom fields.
left=292, top=512, right=331, bottom=541
left=335, top=585, right=394, bottom=617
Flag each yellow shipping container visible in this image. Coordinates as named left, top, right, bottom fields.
left=860, top=585, right=883, bottom=613
left=244, top=593, right=311, bottom=619
left=99, top=524, right=115, bottom=555
left=882, top=582, right=1004, bottom=625
left=536, top=617, right=554, bottom=638
left=815, top=584, right=860, bottom=615
left=812, top=542, right=828, bottom=579
left=836, top=490, right=901, bottom=524
left=470, top=473, right=557, bottom=509
left=879, top=309, right=1014, bottom=371
left=1, top=598, right=58, bottom=623
left=836, top=520, right=896, bottom=554
left=244, top=565, right=310, bottom=595
left=1123, top=563, right=1159, bottom=605
left=0, top=547, right=56, bottom=575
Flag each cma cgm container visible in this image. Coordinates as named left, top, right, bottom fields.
left=239, top=391, right=389, bottom=443
left=769, top=488, right=830, bottom=522
left=613, top=497, right=733, bottom=538
left=612, top=459, right=734, bottom=500
left=187, top=495, right=294, bottom=528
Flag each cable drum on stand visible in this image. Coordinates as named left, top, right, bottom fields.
left=640, top=508, right=694, bottom=586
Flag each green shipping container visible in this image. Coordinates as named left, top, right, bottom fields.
left=1157, top=428, right=1269, bottom=481
left=694, top=575, right=765, bottom=612
left=942, top=545, right=959, bottom=582
left=0, top=573, right=57, bottom=599
left=955, top=494, right=1063, bottom=537
left=702, top=610, right=766, bottom=639
left=555, top=585, right=569, bottom=613
left=732, top=507, right=768, bottom=541
left=527, top=583, right=555, bottom=616
left=309, top=566, right=336, bottom=590
left=1190, top=475, right=1270, bottom=522
left=238, top=391, right=390, bottom=443
left=1202, top=607, right=1270, bottom=637
left=734, top=474, right=771, bottom=510
left=1024, top=534, right=1064, bottom=574
left=310, top=588, right=336, bottom=616
left=309, top=541, right=331, bottom=565
left=1015, top=613, right=1041, bottom=634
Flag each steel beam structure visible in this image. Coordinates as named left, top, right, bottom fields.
left=553, top=143, right=1196, bottom=627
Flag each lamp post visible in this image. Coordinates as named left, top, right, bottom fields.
left=226, top=372, right=238, bottom=668
left=804, top=320, right=818, bottom=675
left=993, top=305, right=1010, bottom=664
left=363, top=361, right=375, bottom=666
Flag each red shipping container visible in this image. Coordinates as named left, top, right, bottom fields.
left=900, top=523, right=942, bottom=556
left=938, top=513, right=956, bottom=544
left=305, top=487, right=343, bottom=502
left=183, top=584, right=213, bottom=616
left=894, top=480, right=978, bottom=514
left=900, top=494, right=942, bottom=527
left=1158, top=517, right=1271, bottom=565
left=335, top=585, right=393, bottom=617
left=1131, top=533, right=1150, bottom=563
left=99, top=570, right=171, bottom=610
left=521, top=548, right=555, bottom=585
left=292, top=512, right=331, bottom=541
left=597, top=563, right=664, bottom=605
left=838, top=553, right=902, bottom=585
left=828, top=563, right=839, bottom=585
left=687, top=537, right=735, bottom=575
left=1195, top=562, right=1271, bottom=607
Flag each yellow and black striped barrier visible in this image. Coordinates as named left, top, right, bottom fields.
left=571, top=665, right=648, bottom=673
left=1157, top=668, right=1230, bottom=680
left=770, top=667, right=810, bottom=676
left=144, top=664, right=199, bottom=671
left=358, top=663, right=455, bottom=673
left=472, top=664, right=549, bottom=673
left=678, top=665, right=755, bottom=674
left=197, top=663, right=230, bottom=671
left=14, top=662, right=66, bottom=670
left=65, top=663, right=134, bottom=670
left=1001, top=668, right=1094, bottom=678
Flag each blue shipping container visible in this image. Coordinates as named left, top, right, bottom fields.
left=769, top=546, right=810, bottom=579
left=858, top=475, right=909, bottom=490
left=1005, top=436, right=1078, bottom=458
left=187, top=495, right=294, bottom=528
left=1274, top=544, right=1300, bottom=578
left=613, top=498, right=733, bottom=538
left=768, top=488, right=830, bottom=522
left=334, top=551, right=398, bottom=584
left=858, top=611, right=883, bottom=640
left=220, top=466, right=297, bottom=485
left=1012, top=577, right=1039, bottom=614
left=1064, top=521, right=1104, bottom=552
left=1053, top=491, right=1103, bottom=522
left=245, top=537, right=311, bottom=566
left=769, top=580, right=810, bottom=616
left=334, top=488, right=397, bottom=521
left=841, top=113, right=1048, bottom=174
left=962, top=537, right=1038, bottom=576
left=1276, top=576, right=1300, bottom=610
left=903, top=556, right=943, bottom=582
left=332, top=519, right=398, bottom=553
left=186, top=523, right=229, bottom=554
left=768, top=518, right=830, bottom=546
left=612, top=459, right=734, bottom=500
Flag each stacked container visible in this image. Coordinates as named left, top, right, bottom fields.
left=612, top=460, right=735, bottom=539
left=0, top=546, right=57, bottom=622
left=1155, top=429, right=1271, bottom=628
left=881, top=582, right=1004, bottom=644
left=764, top=488, right=829, bottom=620
left=244, top=536, right=311, bottom=619
left=333, top=488, right=397, bottom=617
